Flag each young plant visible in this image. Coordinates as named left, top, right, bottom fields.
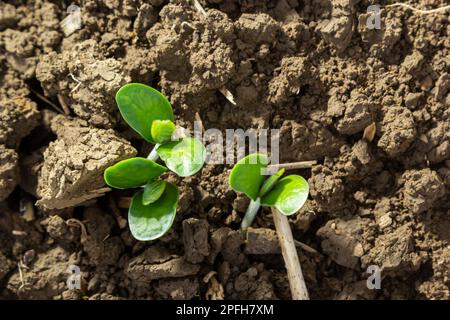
left=229, top=153, right=310, bottom=299
left=229, top=153, right=309, bottom=231
left=104, top=83, right=206, bottom=241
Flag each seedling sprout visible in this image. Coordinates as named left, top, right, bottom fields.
left=104, top=83, right=206, bottom=241
left=229, top=153, right=310, bottom=299
left=229, top=153, right=309, bottom=232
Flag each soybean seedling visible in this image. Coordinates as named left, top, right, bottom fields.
left=229, top=153, right=310, bottom=299
left=229, top=153, right=309, bottom=231
left=104, top=83, right=206, bottom=241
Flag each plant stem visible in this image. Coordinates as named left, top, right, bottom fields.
left=147, top=144, right=160, bottom=161
left=241, top=198, right=261, bottom=232
left=272, top=207, right=309, bottom=300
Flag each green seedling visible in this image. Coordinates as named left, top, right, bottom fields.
left=229, top=153, right=309, bottom=231
left=104, top=83, right=206, bottom=241
left=230, top=153, right=311, bottom=299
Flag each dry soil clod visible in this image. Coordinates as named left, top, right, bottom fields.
left=190, top=0, right=236, bottom=106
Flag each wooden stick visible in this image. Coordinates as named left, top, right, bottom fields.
left=272, top=208, right=309, bottom=300
left=29, top=89, right=65, bottom=114
left=268, top=160, right=317, bottom=172
left=294, top=240, right=319, bottom=254
left=57, top=94, right=71, bottom=115
left=192, top=0, right=207, bottom=15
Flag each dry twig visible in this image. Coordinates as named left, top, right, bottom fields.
left=268, top=160, right=317, bottom=172
left=272, top=208, right=309, bottom=300
left=108, top=196, right=128, bottom=229
left=29, top=89, right=64, bottom=114
left=18, top=262, right=26, bottom=291
left=66, top=218, right=89, bottom=243
left=68, top=73, right=82, bottom=93
left=57, top=94, right=71, bottom=115
left=294, top=240, right=319, bottom=254
left=385, top=3, right=450, bottom=14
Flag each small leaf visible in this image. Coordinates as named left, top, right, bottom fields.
left=143, top=180, right=166, bottom=205
left=115, top=83, right=174, bottom=143
left=259, top=168, right=285, bottom=197
left=157, top=137, right=206, bottom=177
left=261, top=175, right=309, bottom=215
left=229, top=153, right=268, bottom=201
left=128, top=183, right=179, bottom=241
left=104, top=157, right=166, bottom=189
left=151, top=120, right=176, bottom=144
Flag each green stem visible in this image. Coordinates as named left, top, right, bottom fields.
left=147, top=144, right=160, bottom=161
left=241, top=197, right=261, bottom=232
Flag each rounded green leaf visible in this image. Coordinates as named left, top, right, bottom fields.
left=115, top=83, right=174, bottom=143
left=229, top=153, right=268, bottom=201
left=259, top=168, right=285, bottom=197
left=151, top=120, right=176, bottom=144
left=261, top=175, right=309, bottom=215
left=104, top=157, right=166, bottom=189
left=128, top=183, right=179, bottom=241
left=143, top=180, right=166, bottom=205
left=156, top=137, right=206, bottom=177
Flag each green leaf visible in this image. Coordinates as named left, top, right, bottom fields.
left=259, top=168, right=285, bottom=197
left=143, top=180, right=166, bottom=205
left=229, top=153, right=268, bottom=201
left=115, top=83, right=174, bottom=143
left=151, top=120, right=176, bottom=144
left=157, top=137, right=206, bottom=177
left=261, top=175, right=309, bottom=216
left=128, top=183, right=179, bottom=241
left=104, top=157, right=166, bottom=189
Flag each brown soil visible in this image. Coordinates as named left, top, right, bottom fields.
left=0, top=0, right=449, bottom=300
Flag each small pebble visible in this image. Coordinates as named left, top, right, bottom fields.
left=23, top=249, right=36, bottom=266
